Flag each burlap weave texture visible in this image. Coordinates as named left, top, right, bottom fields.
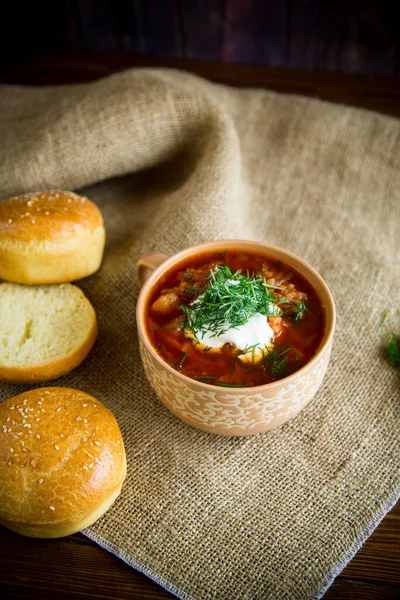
left=0, top=69, right=399, bottom=599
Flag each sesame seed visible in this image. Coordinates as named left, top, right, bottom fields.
left=37, top=401, right=42, bottom=405
left=11, top=420, right=16, bottom=425
left=93, top=404, right=97, bottom=408
left=49, top=506, right=55, bottom=511
left=2, top=426, right=7, bottom=433
left=7, top=428, right=11, bottom=433
left=28, top=430, right=33, bottom=435
left=63, top=207, right=68, bottom=212
left=35, top=418, right=40, bottom=422
left=7, top=461, right=12, bottom=467
left=31, top=460, right=35, bottom=466
left=82, top=404, right=88, bottom=407
left=31, top=219, right=36, bottom=224
left=118, top=452, right=123, bottom=456
left=39, top=479, right=43, bottom=484
left=54, top=445, right=59, bottom=450
left=116, top=440, right=120, bottom=444
left=23, top=424, right=31, bottom=428
left=24, top=407, right=29, bottom=412
left=36, top=434, right=40, bottom=439
left=56, top=407, right=62, bottom=412
left=89, top=463, right=93, bottom=468
left=67, top=198, right=72, bottom=203
left=59, top=433, right=65, bottom=438
left=27, top=200, right=33, bottom=207
left=95, top=458, right=100, bottom=464
left=9, top=448, right=13, bottom=453
left=75, top=416, right=81, bottom=421
left=41, top=408, right=45, bottom=413
left=22, top=448, right=27, bottom=453
left=8, top=218, right=12, bottom=223
left=82, top=436, right=88, bottom=443
left=21, top=441, right=24, bottom=446
left=83, top=419, right=87, bottom=424
left=6, top=416, right=10, bottom=422
left=9, top=406, right=15, bottom=410
left=45, top=211, right=49, bottom=215
left=83, top=465, right=88, bottom=470
left=94, top=441, right=100, bottom=446
left=89, top=442, right=93, bottom=446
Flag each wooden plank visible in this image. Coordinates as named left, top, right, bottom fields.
left=1, top=53, right=399, bottom=118
left=287, top=0, right=319, bottom=70
left=135, top=0, right=182, bottom=57
left=179, top=0, right=225, bottom=61
left=0, top=503, right=399, bottom=599
left=75, top=0, right=119, bottom=52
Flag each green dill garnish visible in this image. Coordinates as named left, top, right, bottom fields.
left=386, top=331, right=400, bottom=370
left=381, top=310, right=389, bottom=327
left=381, top=309, right=400, bottom=370
left=177, top=350, right=190, bottom=371
left=214, top=382, right=249, bottom=388
left=261, top=346, right=298, bottom=378
left=181, top=265, right=282, bottom=340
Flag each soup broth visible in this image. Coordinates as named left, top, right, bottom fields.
left=145, top=250, right=324, bottom=387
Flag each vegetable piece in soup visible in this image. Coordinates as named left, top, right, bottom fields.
left=145, top=250, right=324, bottom=387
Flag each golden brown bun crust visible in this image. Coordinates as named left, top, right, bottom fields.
left=0, top=190, right=105, bottom=284
left=0, top=190, right=103, bottom=242
left=0, top=388, right=126, bottom=538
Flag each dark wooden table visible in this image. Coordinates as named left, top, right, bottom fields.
left=0, top=54, right=399, bottom=599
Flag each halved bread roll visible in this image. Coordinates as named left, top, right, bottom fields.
left=0, top=190, right=105, bottom=284
left=0, top=283, right=97, bottom=383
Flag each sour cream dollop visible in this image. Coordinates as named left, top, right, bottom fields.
left=187, top=312, right=274, bottom=363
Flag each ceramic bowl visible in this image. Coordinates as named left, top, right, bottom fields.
left=136, top=240, right=335, bottom=436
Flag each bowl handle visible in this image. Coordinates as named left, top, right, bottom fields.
left=136, top=253, right=168, bottom=288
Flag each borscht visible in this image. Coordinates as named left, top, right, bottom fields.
left=145, top=250, right=324, bottom=387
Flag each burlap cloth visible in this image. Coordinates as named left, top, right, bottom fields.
left=0, top=69, right=399, bottom=599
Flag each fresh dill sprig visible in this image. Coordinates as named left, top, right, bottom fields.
left=181, top=265, right=282, bottom=339
left=177, top=350, right=190, bottom=371
left=381, top=309, right=400, bottom=370
left=261, top=346, right=298, bottom=378
left=386, top=331, right=400, bottom=370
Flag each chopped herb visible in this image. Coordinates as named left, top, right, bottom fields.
left=261, top=346, right=297, bottom=378
left=181, top=265, right=282, bottom=339
left=381, top=309, right=400, bottom=370
left=177, top=350, right=190, bottom=371
left=386, top=332, right=400, bottom=370
left=381, top=310, right=389, bottom=327
left=214, top=382, right=248, bottom=388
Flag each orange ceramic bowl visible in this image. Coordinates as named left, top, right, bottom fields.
left=136, top=240, right=335, bottom=436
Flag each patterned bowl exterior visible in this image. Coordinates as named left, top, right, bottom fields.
left=139, top=338, right=333, bottom=436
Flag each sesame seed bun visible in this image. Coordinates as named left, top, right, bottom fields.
left=0, top=388, right=126, bottom=538
left=0, top=190, right=105, bottom=284
left=0, top=283, right=97, bottom=384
